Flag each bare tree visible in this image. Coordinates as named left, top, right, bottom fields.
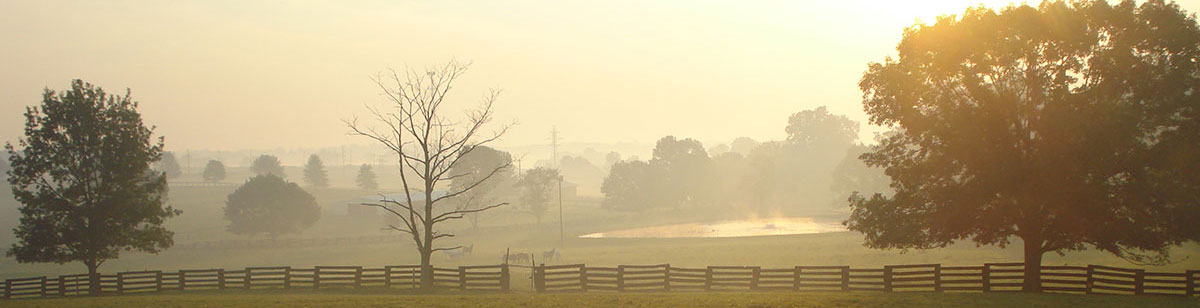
left=345, top=61, right=512, bottom=290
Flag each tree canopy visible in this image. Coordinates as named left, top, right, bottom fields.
left=224, top=174, right=319, bottom=239
left=157, top=152, right=182, bottom=179
left=847, top=0, right=1200, bottom=292
left=4, top=80, right=179, bottom=295
left=303, top=154, right=329, bottom=188
left=251, top=154, right=285, bottom=177
left=202, top=160, right=226, bottom=183
left=356, top=163, right=379, bottom=190
left=448, top=146, right=514, bottom=229
left=518, top=167, right=560, bottom=225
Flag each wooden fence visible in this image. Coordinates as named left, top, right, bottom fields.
left=533, top=263, right=1200, bottom=297
left=5, top=262, right=1198, bottom=299
left=1, top=264, right=509, bottom=299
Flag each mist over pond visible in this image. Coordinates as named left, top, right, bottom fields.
left=580, top=217, right=844, bottom=239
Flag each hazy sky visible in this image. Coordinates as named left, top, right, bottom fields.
left=3, top=0, right=1199, bottom=152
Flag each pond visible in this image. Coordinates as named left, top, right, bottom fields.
left=579, top=217, right=845, bottom=238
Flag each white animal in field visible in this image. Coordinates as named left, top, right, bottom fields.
left=542, top=248, right=561, bottom=262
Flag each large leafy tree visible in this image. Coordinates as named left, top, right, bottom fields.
left=303, top=154, right=329, bottom=188
left=517, top=167, right=560, bottom=225
left=5, top=80, right=180, bottom=295
left=251, top=154, right=285, bottom=177
left=224, top=174, right=319, bottom=239
left=448, top=146, right=514, bottom=230
left=157, top=152, right=182, bottom=179
left=847, top=1, right=1200, bottom=292
left=202, top=160, right=226, bottom=183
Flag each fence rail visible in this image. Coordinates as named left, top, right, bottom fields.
left=4, top=262, right=1198, bottom=299
left=533, top=263, right=1200, bottom=297
left=1, top=264, right=509, bottom=299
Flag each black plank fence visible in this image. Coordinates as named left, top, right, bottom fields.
left=1, top=264, right=509, bottom=299
left=3, top=262, right=1198, bottom=299
left=532, top=263, right=1200, bottom=297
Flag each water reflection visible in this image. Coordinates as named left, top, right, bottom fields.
left=579, top=217, right=844, bottom=238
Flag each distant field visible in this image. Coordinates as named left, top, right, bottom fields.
left=1, top=290, right=1197, bottom=308
left=3, top=182, right=1200, bottom=284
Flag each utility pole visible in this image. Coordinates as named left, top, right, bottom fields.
left=550, top=126, right=560, bottom=166
left=550, top=126, right=564, bottom=244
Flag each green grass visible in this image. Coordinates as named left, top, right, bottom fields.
left=1, top=289, right=1197, bottom=308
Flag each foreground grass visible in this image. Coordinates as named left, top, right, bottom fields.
left=1, top=290, right=1197, bottom=308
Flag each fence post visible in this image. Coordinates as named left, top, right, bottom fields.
left=934, top=264, right=943, bottom=292
left=705, top=267, right=714, bottom=291
left=500, top=265, right=510, bottom=292
left=218, top=269, right=226, bottom=290
left=1085, top=265, right=1094, bottom=295
left=155, top=271, right=163, bottom=293
left=284, top=267, right=292, bottom=289
left=751, top=266, right=761, bottom=290
left=580, top=266, right=588, bottom=292
left=792, top=266, right=802, bottom=291
left=1187, top=270, right=1196, bottom=297
left=883, top=266, right=893, bottom=292
left=314, top=267, right=322, bottom=290
left=534, top=265, right=546, bottom=292
left=116, top=272, right=125, bottom=295
left=58, top=275, right=66, bottom=297
left=354, top=266, right=363, bottom=289
left=1134, top=269, right=1144, bottom=296
left=40, top=276, right=48, bottom=298
left=663, top=264, right=671, bottom=292
left=982, top=264, right=992, bottom=292
left=459, top=266, right=468, bottom=291
left=384, top=266, right=393, bottom=288
left=617, top=265, right=626, bottom=292
left=840, top=266, right=850, bottom=291
left=181, top=271, right=188, bottom=291
left=4, top=279, right=10, bottom=299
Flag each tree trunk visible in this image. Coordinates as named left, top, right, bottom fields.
left=1022, top=237, right=1043, bottom=292
left=86, top=260, right=101, bottom=296
left=419, top=247, right=433, bottom=291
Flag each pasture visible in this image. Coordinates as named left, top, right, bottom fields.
left=3, top=174, right=1200, bottom=282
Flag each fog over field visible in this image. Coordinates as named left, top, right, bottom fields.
left=3, top=1, right=1200, bottom=305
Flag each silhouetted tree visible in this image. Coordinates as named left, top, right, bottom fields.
left=601, top=160, right=661, bottom=211
left=157, top=151, right=182, bottom=179
left=202, top=160, right=226, bottom=183
left=356, top=164, right=379, bottom=190
left=303, top=154, right=329, bottom=188
left=600, top=136, right=712, bottom=211
left=346, top=61, right=513, bottom=291
left=847, top=1, right=1200, bottom=292
left=250, top=154, right=284, bottom=177
left=830, top=144, right=890, bottom=208
left=224, top=174, right=319, bottom=239
left=651, top=136, right=711, bottom=208
left=517, top=167, right=559, bottom=225
left=604, top=151, right=621, bottom=168
left=729, top=137, right=759, bottom=156
left=5, top=80, right=180, bottom=295
left=448, top=146, right=514, bottom=230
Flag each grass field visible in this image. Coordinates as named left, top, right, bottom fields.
left=1, top=289, right=1197, bottom=308
left=2, top=172, right=1200, bottom=289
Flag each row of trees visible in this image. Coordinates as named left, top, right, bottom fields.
left=600, top=106, right=885, bottom=216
